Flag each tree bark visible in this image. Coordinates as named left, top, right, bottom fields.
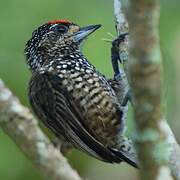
left=127, top=1, right=170, bottom=179
left=114, top=0, right=180, bottom=179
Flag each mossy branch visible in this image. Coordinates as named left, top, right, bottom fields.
left=114, top=0, right=180, bottom=179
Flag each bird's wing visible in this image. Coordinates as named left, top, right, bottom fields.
left=29, top=71, right=122, bottom=163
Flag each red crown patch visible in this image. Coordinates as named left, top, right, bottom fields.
left=48, top=20, right=72, bottom=25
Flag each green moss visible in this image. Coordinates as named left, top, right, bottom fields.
left=151, top=46, right=162, bottom=64
left=135, top=128, right=159, bottom=142
left=152, top=140, right=170, bottom=164
left=143, top=103, right=154, bottom=113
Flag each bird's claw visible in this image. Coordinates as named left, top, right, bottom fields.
left=111, top=33, right=131, bottom=106
left=111, top=32, right=129, bottom=77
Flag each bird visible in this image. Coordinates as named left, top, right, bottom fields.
left=25, top=19, right=138, bottom=168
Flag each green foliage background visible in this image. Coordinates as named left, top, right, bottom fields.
left=0, top=0, right=180, bottom=179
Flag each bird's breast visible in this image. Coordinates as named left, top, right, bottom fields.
left=54, top=60, right=123, bottom=147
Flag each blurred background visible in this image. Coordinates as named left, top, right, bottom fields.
left=0, top=0, right=180, bottom=179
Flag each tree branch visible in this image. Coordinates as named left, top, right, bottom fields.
left=127, top=1, right=170, bottom=178
left=114, top=0, right=180, bottom=179
left=114, top=0, right=129, bottom=74
left=0, top=79, right=82, bottom=180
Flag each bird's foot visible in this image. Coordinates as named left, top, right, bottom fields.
left=111, top=33, right=129, bottom=77
left=111, top=33, right=132, bottom=106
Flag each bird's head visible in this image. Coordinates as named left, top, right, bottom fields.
left=25, top=20, right=101, bottom=72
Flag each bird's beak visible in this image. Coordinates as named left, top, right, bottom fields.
left=74, top=24, right=101, bottom=43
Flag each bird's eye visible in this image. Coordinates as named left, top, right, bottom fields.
left=51, top=24, right=68, bottom=34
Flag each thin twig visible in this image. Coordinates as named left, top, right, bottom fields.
left=114, top=0, right=129, bottom=74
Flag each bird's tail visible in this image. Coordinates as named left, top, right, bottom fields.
left=110, top=136, right=139, bottom=168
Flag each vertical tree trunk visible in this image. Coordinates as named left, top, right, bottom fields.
left=114, top=0, right=180, bottom=179
left=127, top=0, right=173, bottom=179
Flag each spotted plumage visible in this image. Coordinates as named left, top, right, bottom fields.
left=25, top=20, right=138, bottom=167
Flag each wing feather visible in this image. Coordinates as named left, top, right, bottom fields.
left=29, top=72, right=121, bottom=163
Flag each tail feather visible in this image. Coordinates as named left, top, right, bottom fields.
left=110, top=148, right=139, bottom=168
left=109, top=136, right=139, bottom=168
